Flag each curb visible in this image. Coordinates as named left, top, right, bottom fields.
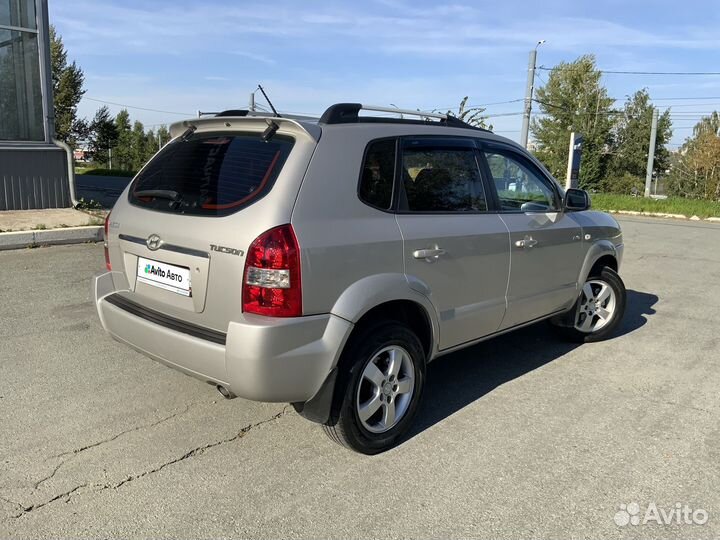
left=0, top=226, right=103, bottom=251
left=605, top=210, right=720, bottom=222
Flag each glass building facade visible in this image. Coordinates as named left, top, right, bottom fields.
left=0, top=0, right=45, bottom=141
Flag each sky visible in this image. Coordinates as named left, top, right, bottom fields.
left=50, top=0, right=720, bottom=147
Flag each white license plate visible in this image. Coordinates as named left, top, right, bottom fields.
left=136, top=257, right=192, bottom=296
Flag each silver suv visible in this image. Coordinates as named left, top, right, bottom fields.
left=94, top=103, right=626, bottom=454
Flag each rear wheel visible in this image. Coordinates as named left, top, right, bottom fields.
left=554, top=267, right=626, bottom=343
left=322, top=321, right=425, bottom=454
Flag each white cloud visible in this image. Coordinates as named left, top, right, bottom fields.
left=55, top=0, right=720, bottom=148
left=52, top=0, right=720, bottom=60
left=232, top=51, right=276, bottom=65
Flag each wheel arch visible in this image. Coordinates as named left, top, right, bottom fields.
left=330, top=273, right=439, bottom=361
left=578, top=240, right=619, bottom=285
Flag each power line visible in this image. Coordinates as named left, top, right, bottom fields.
left=657, top=102, right=720, bottom=108
left=535, top=70, right=549, bottom=87
left=537, top=66, right=720, bottom=76
left=532, top=98, right=624, bottom=116
left=533, top=98, right=720, bottom=120
left=436, top=98, right=525, bottom=110
left=484, top=111, right=524, bottom=118
left=652, top=96, right=720, bottom=101
left=83, top=96, right=193, bottom=116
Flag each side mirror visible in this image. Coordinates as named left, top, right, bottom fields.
left=564, top=188, right=590, bottom=211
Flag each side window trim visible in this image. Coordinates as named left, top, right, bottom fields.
left=477, top=142, right=562, bottom=212
left=396, top=136, right=490, bottom=214
left=474, top=144, right=502, bottom=213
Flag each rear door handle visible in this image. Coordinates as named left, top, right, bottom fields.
left=514, top=236, right=538, bottom=249
left=413, top=248, right=446, bottom=261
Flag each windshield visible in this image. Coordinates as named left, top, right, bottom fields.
left=129, top=132, right=294, bottom=217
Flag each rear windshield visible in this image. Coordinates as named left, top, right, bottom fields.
left=128, top=132, right=294, bottom=216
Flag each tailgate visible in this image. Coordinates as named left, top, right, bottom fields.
left=105, top=123, right=317, bottom=332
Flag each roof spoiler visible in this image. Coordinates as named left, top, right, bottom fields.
left=168, top=115, right=321, bottom=142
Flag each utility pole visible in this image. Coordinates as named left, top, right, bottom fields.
left=520, top=40, right=545, bottom=149
left=644, top=108, right=659, bottom=197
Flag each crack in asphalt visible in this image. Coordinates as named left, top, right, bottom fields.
left=33, top=405, right=192, bottom=491
left=651, top=398, right=715, bottom=416
left=11, top=484, right=89, bottom=519
left=0, top=495, right=24, bottom=515
left=7, top=407, right=290, bottom=520
left=107, top=406, right=289, bottom=492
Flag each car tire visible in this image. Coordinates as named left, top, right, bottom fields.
left=322, top=320, right=425, bottom=454
left=553, top=267, right=626, bottom=343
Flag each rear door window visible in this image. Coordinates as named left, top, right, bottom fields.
left=400, top=138, right=487, bottom=212
left=129, top=132, right=294, bottom=216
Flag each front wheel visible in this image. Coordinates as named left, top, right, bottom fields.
left=554, top=267, right=626, bottom=343
left=322, top=321, right=425, bottom=454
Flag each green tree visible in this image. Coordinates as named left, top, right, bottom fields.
left=690, top=111, right=720, bottom=137
left=156, top=125, right=170, bottom=148
left=144, top=128, right=157, bottom=163
left=603, top=89, right=672, bottom=191
left=531, top=55, right=614, bottom=189
left=50, top=25, right=85, bottom=145
left=88, top=106, right=118, bottom=166
left=130, top=120, right=147, bottom=170
left=667, top=112, right=720, bottom=200
left=441, top=97, right=492, bottom=129
left=114, top=109, right=133, bottom=170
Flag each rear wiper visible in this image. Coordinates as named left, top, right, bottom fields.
left=180, top=124, right=196, bottom=142
left=134, top=189, right=181, bottom=201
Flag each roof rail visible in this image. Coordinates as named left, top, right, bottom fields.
left=319, top=103, right=491, bottom=131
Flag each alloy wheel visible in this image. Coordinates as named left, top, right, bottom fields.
left=355, top=346, right=415, bottom=434
left=575, top=279, right=617, bottom=333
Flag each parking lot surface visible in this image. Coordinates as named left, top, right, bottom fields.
left=1, top=216, right=718, bottom=539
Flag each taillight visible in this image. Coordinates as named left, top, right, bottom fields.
left=242, top=224, right=302, bottom=317
left=104, top=212, right=111, bottom=271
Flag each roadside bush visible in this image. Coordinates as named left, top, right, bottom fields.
left=598, top=173, right=645, bottom=195
left=77, top=168, right=136, bottom=177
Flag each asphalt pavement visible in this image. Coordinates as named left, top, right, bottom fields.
left=0, top=216, right=718, bottom=539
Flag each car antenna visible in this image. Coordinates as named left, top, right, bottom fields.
left=257, top=84, right=281, bottom=117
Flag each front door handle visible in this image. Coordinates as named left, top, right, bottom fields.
left=515, top=236, right=538, bottom=249
left=413, top=248, right=446, bottom=262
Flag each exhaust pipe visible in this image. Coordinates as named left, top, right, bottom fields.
left=216, top=385, right=237, bottom=400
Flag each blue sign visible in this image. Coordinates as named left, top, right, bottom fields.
left=569, top=134, right=584, bottom=183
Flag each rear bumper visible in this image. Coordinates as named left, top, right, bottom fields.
left=94, top=271, right=353, bottom=403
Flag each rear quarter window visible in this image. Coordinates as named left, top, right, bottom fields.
left=129, top=132, right=294, bottom=216
left=358, top=139, right=396, bottom=210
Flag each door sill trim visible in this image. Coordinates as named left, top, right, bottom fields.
left=432, top=308, right=567, bottom=359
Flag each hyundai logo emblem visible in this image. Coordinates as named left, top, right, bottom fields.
left=146, top=234, right=163, bottom=251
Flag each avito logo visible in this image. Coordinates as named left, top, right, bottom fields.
left=144, top=263, right=183, bottom=282
left=144, top=264, right=166, bottom=277
left=614, top=502, right=709, bottom=527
